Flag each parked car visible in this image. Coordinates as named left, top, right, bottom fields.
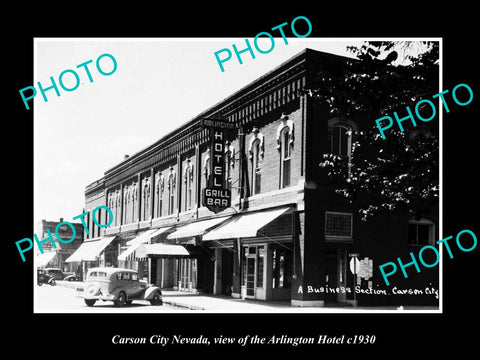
left=76, top=267, right=163, bottom=307
left=44, top=268, right=67, bottom=280
left=63, top=273, right=80, bottom=281
left=37, top=268, right=56, bottom=286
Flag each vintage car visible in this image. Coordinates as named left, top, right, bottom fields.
left=77, top=267, right=163, bottom=307
left=44, top=268, right=67, bottom=280
left=37, top=268, right=56, bottom=286
left=63, top=273, right=80, bottom=281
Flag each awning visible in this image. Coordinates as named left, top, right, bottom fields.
left=65, top=236, right=116, bottom=262
left=118, top=227, right=171, bottom=261
left=36, top=252, right=57, bottom=267
left=166, top=216, right=231, bottom=240
left=136, top=243, right=190, bottom=257
left=202, top=207, right=290, bottom=241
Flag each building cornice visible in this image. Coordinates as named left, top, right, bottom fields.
left=102, top=49, right=350, bottom=189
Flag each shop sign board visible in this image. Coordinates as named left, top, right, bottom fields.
left=201, top=118, right=234, bottom=213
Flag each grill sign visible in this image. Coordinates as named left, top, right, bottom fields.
left=201, top=119, right=234, bottom=213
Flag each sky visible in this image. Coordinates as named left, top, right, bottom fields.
left=33, top=37, right=426, bottom=225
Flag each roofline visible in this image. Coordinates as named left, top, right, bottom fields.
left=100, top=48, right=352, bottom=179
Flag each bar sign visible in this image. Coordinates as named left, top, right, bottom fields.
left=202, top=119, right=232, bottom=213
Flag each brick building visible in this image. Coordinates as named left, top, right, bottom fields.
left=72, top=48, right=439, bottom=307
left=36, top=218, right=84, bottom=272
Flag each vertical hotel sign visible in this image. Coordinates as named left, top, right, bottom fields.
left=201, top=118, right=235, bottom=213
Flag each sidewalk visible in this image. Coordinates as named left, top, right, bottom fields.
left=161, top=290, right=440, bottom=312
left=56, top=282, right=439, bottom=312
left=162, top=290, right=294, bottom=312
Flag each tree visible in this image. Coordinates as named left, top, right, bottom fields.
left=305, top=41, right=439, bottom=221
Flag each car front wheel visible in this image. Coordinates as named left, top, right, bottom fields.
left=84, top=299, right=96, bottom=307
left=150, top=291, right=163, bottom=306
left=114, top=291, right=127, bottom=307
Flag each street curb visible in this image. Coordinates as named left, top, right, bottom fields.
left=162, top=300, right=205, bottom=310
left=56, top=281, right=85, bottom=289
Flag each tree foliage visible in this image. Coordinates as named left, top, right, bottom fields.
left=307, top=41, right=439, bottom=221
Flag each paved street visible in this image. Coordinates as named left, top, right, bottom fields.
left=34, top=283, right=439, bottom=313
left=34, top=284, right=182, bottom=313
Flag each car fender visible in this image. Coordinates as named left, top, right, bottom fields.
left=144, top=286, right=162, bottom=300
left=109, top=286, right=125, bottom=299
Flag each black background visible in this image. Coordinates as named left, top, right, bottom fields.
left=5, top=4, right=479, bottom=356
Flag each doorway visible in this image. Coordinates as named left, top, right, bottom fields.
left=177, top=258, right=197, bottom=292
left=324, top=248, right=347, bottom=304
left=242, top=245, right=265, bottom=299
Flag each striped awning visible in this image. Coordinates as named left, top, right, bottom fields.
left=136, top=243, right=189, bottom=257
left=166, top=216, right=231, bottom=240
left=36, top=251, right=57, bottom=267
left=118, top=227, right=171, bottom=261
left=65, top=236, right=116, bottom=262
left=202, top=207, right=291, bottom=241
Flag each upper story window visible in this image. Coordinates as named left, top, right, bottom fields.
left=115, top=190, right=121, bottom=226
left=408, top=218, right=435, bottom=246
left=224, top=141, right=235, bottom=189
left=155, top=171, right=164, bottom=218
left=280, top=128, right=291, bottom=188
left=251, top=140, right=261, bottom=195
left=249, top=127, right=264, bottom=195
left=277, top=114, right=294, bottom=189
left=167, top=167, right=176, bottom=215
left=107, top=193, right=114, bottom=229
left=123, top=185, right=130, bottom=224
left=331, top=125, right=352, bottom=157
left=184, top=159, right=194, bottom=211
left=203, top=148, right=211, bottom=185
left=142, top=177, right=151, bottom=220
left=325, top=211, right=353, bottom=242
left=328, top=118, right=356, bottom=158
left=131, top=182, right=138, bottom=222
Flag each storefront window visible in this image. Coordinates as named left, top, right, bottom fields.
left=257, top=247, right=264, bottom=288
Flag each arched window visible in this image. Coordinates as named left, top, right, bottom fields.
left=251, top=139, right=261, bottom=194
left=131, top=182, right=138, bottom=223
left=330, top=124, right=352, bottom=157
left=123, top=185, right=129, bottom=224
left=280, top=128, right=292, bottom=188
left=107, top=193, right=114, bottom=229
left=203, top=148, right=211, bottom=185
left=142, top=177, right=150, bottom=220
left=224, top=141, right=235, bottom=189
left=276, top=114, right=294, bottom=189
left=248, top=128, right=264, bottom=195
left=167, top=167, right=176, bottom=215
left=184, top=160, right=194, bottom=211
left=155, top=172, right=164, bottom=218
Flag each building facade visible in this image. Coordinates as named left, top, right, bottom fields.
left=77, top=48, right=439, bottom=307
left=36, top=218, right=84, bottom=272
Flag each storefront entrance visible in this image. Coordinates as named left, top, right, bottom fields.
left=325, top=248, right=348, bottom=304
left=245, top=256, right=256, bottom=298
left=242, top=245, right=264, bottom=299
left=177, top=258, right=197, bottom=291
